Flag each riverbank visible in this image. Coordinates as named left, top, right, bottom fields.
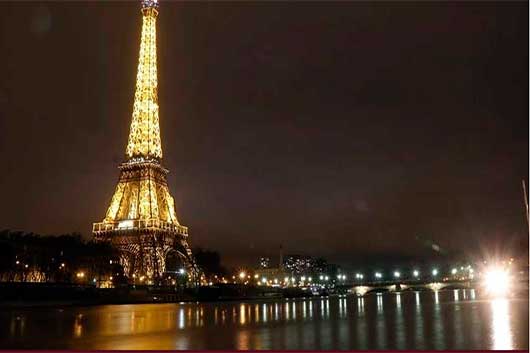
left=3, top=281, right=527, bottom=308
left=0, top=282, right=317, bottom=308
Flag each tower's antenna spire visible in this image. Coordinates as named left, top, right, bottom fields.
left=141, top=0, right=159, bottom=10
left=126, top=0, right=162, bottom=160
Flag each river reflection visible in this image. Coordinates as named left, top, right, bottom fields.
left=0, top=290, right=527, bottom=350
left=491, top=298, right=513, bottom=350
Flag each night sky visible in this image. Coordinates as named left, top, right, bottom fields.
left=0, top=2, right=527, bottom=267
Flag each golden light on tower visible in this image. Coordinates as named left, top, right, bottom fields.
left=126, top=0, right=162, bottom=160
left=93, top=0, right=196, bottom=282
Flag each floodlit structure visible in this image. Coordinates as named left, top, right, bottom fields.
left=93, top=0, right=197, bottom=282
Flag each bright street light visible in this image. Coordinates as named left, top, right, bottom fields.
left=413, top=270, right=419, bottom=277
left=451, top=268, right=457, bottom=275
left=375, top=272, right=382, bottom=279
left=432, top=269, right=438, bottom=276
left=394, top=271, right=401, bottom=278
left=483, top=267, right=511, bottom=297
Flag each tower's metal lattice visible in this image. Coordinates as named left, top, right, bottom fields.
left=93, top=0, right=197, bottom=283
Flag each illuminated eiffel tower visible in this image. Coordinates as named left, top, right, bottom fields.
left=93, top=0, right=196, bottom=283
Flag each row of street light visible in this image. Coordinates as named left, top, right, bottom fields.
left=244, top=266, right=475, bottom=287
left=349, top=267, right=473, bottom=281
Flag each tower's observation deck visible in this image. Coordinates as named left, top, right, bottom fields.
left=93, top=0, right=196, bottom=282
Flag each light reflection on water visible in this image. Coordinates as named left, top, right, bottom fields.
left=394, top=293, right=404, bottom=349
left=178, top=308, right=184, bottom=329
left=491, top=298, right=513, bottom=350
left=414, top=291, right=425, bottom=349
left=357, top=296, right=365, bottom=314
left=0, top=290, right=527, bottom=350
left=433, top=290, right=445, bottom=349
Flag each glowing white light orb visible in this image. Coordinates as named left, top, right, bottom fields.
left=484, top=268, right=511, bottom=297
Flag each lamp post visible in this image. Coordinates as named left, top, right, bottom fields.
left=239, top=271, right=246, bottom=282
left=432, top=269, right=438, bottom=278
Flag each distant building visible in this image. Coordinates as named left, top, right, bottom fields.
left=283, top=255, right=315, bottom=274
left=313, top=258, right=328, bottom=273
left=253, top=249, right=340, bottom=286
left=259, top=257, right=271, bottom=269
left=282, top=255, right=338, bottom=277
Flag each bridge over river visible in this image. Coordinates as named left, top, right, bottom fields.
left=336, top=280, right=474, bottom=296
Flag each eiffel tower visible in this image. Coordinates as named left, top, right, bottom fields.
left=93, top=0, right=197, bottom=283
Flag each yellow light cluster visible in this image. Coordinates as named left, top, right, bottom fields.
left=126, top=8, right=162, bottom=160
left=103, top=177, right=180, bottom=225
left=104, top=182, right=125, bottom=222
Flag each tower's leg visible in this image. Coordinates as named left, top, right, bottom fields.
left=119, top=252, right=132, bottom=278
left=179, top=238, right=199, bottom=283
left=103, top=233, right=199, bottom=286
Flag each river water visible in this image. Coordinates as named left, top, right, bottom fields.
left=0, top=289, right=528, bottom=350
